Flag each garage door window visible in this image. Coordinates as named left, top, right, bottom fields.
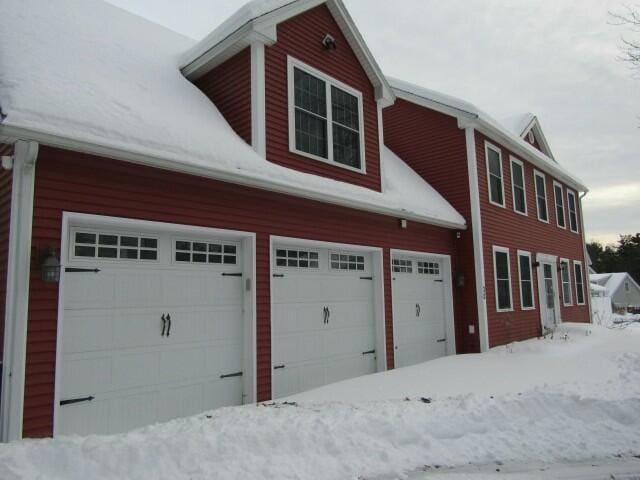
left=417, top=261, right=440, bottom=275
left=331, top=253, right=365, bottom=271
left=175, top=240, right=237, bottom=265
left=276, top=249, right=319, bottom=268
left=392, top=258, right=413, bottom=273
left=73, top=231, right=158, bottom=261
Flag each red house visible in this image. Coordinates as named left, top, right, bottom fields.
left=0, top=0, right=590, bottom=440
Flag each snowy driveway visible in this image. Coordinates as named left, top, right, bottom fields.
left=1, top=322, right=639, bottom=480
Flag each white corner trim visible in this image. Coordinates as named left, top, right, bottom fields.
left=251, top=42, right=266, bottom=158
left=578, top=192, right=593, bottom=322
left=0, top=140, right=39, bottom=442
left=465, top=127, right=489, bottom=352
left=377, top=101, right=385, bottom=193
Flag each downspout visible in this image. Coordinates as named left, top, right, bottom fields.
left=0, top=140, right=39, bottom=442
left=462, top=123, right=490, bottom=352
left=579, top=191, right=593, bottom=324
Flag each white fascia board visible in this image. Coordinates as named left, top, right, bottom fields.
left=0, top=125, right=466, bottom=230
left=395, top=88, right=478, bottom=122
left=250, top=42, right=267, bottom=157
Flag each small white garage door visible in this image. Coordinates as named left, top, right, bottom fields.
left=392, top=255, right=451, bottom=368
left=271, top=246, right=377, bottom=398
left=58, top=227, right=246, bottom=436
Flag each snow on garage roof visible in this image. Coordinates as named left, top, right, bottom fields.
left=388, top=77, right=586, bottom=192
left=0, top=0, right=465, bottom=229
left=590, top=273, right=640, bottom=296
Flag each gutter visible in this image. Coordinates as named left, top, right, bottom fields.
left=0, top=125, right=466, bottom=231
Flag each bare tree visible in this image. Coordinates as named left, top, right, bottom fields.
left=610, top=4, right=640, bottom=70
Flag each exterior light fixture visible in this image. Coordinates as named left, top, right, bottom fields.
left=41, top=248, right=61, bottom=283
left=322, top=34, right=337, bottom=50
left=399, top=219, right=408, bottom=229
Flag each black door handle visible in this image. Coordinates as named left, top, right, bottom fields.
left=416, top=303, right=421, bottom=317
left=161, top=314, right=166, bottom=337
left=165, top=314, right=171, bottom=337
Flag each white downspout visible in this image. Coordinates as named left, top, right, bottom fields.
left=579, top=191, right=593, bottom=324
left=0, top=140, right=38, bottom=442
left=463, top=124, right=490, bottom=352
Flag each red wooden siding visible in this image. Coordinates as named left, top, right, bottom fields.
left=195, top=47, right=252, bottom=144
left=0, top=143, right=13, bottom=363
left=22, top=146, right=457, bottom=437
left=476, top=131, right=589, bottom=347
left=264, top=4, right=382, bottom=191
left=383, top=100, right=479, bottom=354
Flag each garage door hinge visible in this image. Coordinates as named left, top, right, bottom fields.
left=362, top=349, right=376, bottom=355
left=272, top=273, right=285, bottom=278
left=60, top=395, right=95, bottom=406
left=273, top=365, right=285, bottom=370
left=434, top=279, right=444, bottom=283
left=437, top=338, right=446, bottom=343
left=220, top=371, right=243, bottom=379
left=222, top=272, right=243, bottom=277
left=360, top=276, right=373, bottom=280
left=65, top=267, right=100, bottom=273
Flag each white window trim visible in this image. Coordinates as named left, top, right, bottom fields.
left=70, top=227, right=160, bottom=263
left=533, top=170, right=549, bottom=223
left=517, top=250, right=536, bottom=311
left=560, top=258, right=573, bottom=306
left=553, top=180, right=566, bottom=229
left=493, top=245, right=514, bottom=312
left=573, top=260, right=586, bottom=305
left=287, top=56, right=366, bottom=175
left=485, top=142, right=506, bottom=208
left=510, top=156, right=527, bottom=216
left=567, top=189, right=579, bottom=234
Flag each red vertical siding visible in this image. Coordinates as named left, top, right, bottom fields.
left=0, top=143, right=13, bottom=363
left=383, top=100, right=479, bottom=353
left=22, top=146, right=456, bottom=437
left=264, top=4, right=381, bottom=191
left=195, top=47, right=252, bottom=144
left=476, top=131, right=589, bottom=347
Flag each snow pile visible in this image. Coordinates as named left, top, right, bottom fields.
left=0, top=0, right=465, bottom=229
left=1, top=323, right=639, bottom=480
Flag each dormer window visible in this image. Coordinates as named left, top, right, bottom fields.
left=288, top=56, right=365, bottom=173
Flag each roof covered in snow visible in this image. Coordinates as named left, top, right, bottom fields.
left=0, top=0, right=464, bottom=229
left=388, top=77, right=581, bottom=190
left=499, top=113, right=536, bottom=137
left=590, top=273, right=640, bottom=295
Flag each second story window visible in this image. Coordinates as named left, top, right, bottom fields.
left=567, top=190, right=579, bottom=233
left=510, top=157, right=527, bottom=215
left=553, top=181, right=566, bottom=228
left=289, top=57, right=365, bottom=173
left=534, top=170, right=549, bottom=223
left=485, top=143, right=505, bottom=207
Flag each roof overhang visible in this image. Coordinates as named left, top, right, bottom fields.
left=181, top=0, right=395, bottom=106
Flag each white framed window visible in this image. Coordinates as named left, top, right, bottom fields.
left=174, top=240, right=237, bottom=265
left=392, top=258, right=413, bottom=273
left=560, top=258, right=573, bottom=306
left=510, top=157, right=527, bottom=215
left=330, top=252, right=365, bottom=271
left=417, top=261, right=440, bottom=275
left=534, top=170, right=549, bottom=223
left=72, top=230, right=158, bottom=261
left=553, top=181, right=566, bottom=229
left=573, top=261, right=585, bottom=305
left=517, top=250, right=535, bottom=310
left=567, top=190, right=579, bottom=233
left=288, top=56, right=365, bottom=173
left=275, top=248, right=319, bottom=269
left=493, top=246, right=513, bottom=312
left=485, top=143, right=505, bottom=207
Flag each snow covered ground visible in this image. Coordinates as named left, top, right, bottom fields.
left=1, top=318, right=639, bottom=480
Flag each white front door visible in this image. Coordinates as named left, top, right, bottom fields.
left=271, top=246, right=376, bottom=398
left=539, top=259, right=559, bottom=332
left=392, top=256, right=449, bottom=368
left=58, top=227, right=246, bottom=436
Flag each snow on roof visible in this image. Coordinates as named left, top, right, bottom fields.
left=499, top=113, right=535, bottom=137
left=590, top=273, right=640, bottom=295
left=387, top=77, right=585, bottom=191
left=0, top=0, right=464, bottom=229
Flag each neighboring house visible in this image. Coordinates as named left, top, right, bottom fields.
left=0, top=0, right=590, bottom=441
left=590, top=273, right=640, bottom=311
left=586, top=251, right=597, bottom=274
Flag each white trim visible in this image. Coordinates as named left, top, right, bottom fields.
left=287, top=56, right=366, bottom=175
left=533, top=169, right=549, bottom=223
left=517, top=250, right=536, bottom=310
left=559, top=257, right=573, bottom=306
left=484, top=142, right=505, bottom=208
left=536, top=253, right=561, bottom=331
left=567, top=189, right=579, bottom=234
left=464, top=127, right=489, bottom=352
left=509, top=156, right=527, bottom=216
left=250, top=42, right=266, bottom=157
left=552, top=180, right=566, bottom=229
left=573, top=260, right=586, bottom=306
left=269, top=235, right=387, bottom=396
left=390, top=249, right=457, bottom=357
left=492, top=246, right=514, bottom=313
left=377, top=101, right=385, bottom=193
left=578, top=192, right=593, bottom=322
left=52, top=212, right=257, bottom=436
left=0, top=140, right=38, bottom=442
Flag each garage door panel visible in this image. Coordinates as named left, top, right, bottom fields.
left=61, top=355, right=113, bottom=397
left=324, top=326, right=374, bottom=357
left=205, top=342, right=243, bottom=377
left=158, top=383, right=204, bottom=423
left=272, top=331, right=327, bottom=365
left=204, top=377, right=243, bottom=410
left=110, top=391, right=159, bottom=434
left=112, top=350, right=161, bottom=390
left=62, top=310, right=114, bottom=353
left=57, top=398, right=111, bottom=437
left=326, top=355, right=375, bottom=385
left=115, top=272, right=164, bottom=308
left=63, top=273, right=116, bottom=310
left=272, top=303, right=325, bottom=335
left=112, top=310, right=169, bottom=349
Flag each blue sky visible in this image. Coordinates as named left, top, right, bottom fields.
left=107, top=0, right=640, bottom=245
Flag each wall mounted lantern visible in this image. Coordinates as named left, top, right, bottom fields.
left=41, top=248, right=61, bottom=283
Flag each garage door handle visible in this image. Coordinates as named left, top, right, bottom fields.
left=165, top=314, right=171, bottom=337
left=60, top=395, right=95, bottom=406
left=161, top=314, right=167, bottom=337
left=273, top=365, right=285, bottom=370
left=362, top=349, right=375, bottom=355
left=416, top=304, right=421, bottom=317
left=220, top=371, right=243, bottom=379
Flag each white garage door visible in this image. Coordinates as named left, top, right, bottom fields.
left=392, top=255, right=450, bottom=368
left=271, top=246, right=377, bottom=398
left=58, top=227, right=245, bottom=436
